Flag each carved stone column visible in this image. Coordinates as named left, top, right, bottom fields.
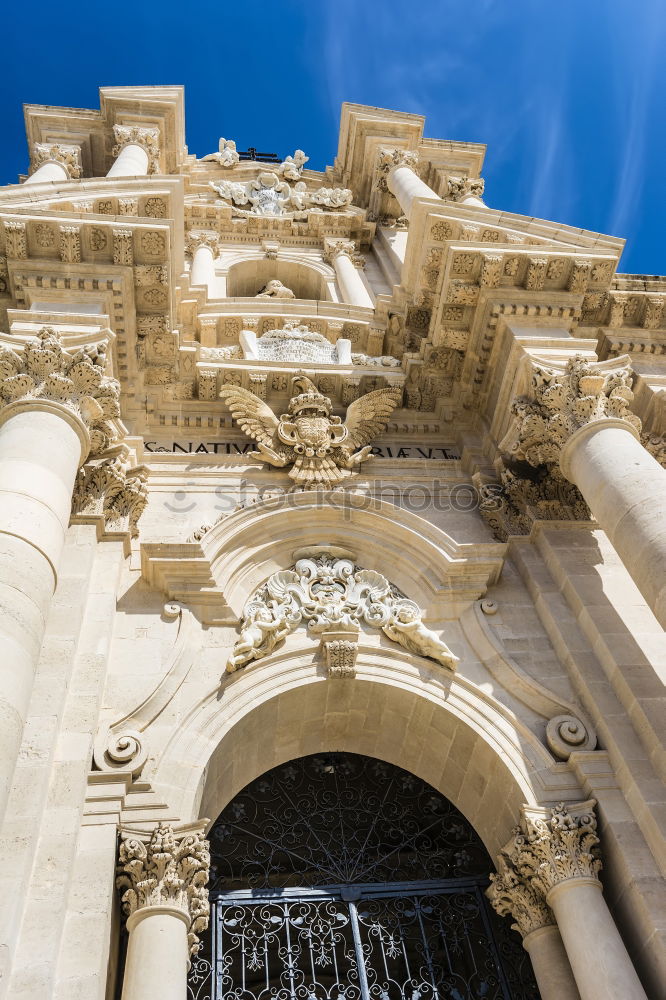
left=488, top=855, right=580, bottom=1000
left=0, top=328, right=119, bottom=824
left=323, top=239, right=373, bottom=308
left=377, top=148, right=439, bottom=219
left=502, top=355, right=666, bottom=626
left=26, top=142, right=82, bottom=184
left=117, top=822, right=210, bottom=1000
left=108, top=124, right=160, bottom=177
left=510, top=801, right=647, bottom=1000
left=186, top=231, right=220, bottom=298
left=447, top=174, right=486, bottom=206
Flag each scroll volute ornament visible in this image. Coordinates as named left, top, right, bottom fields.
left=0, top=327, right=120, bottom=455
left=117, top=823, right=210, bottom=957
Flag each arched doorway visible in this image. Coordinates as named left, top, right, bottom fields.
left=189, top=753, right=539, bottom=1000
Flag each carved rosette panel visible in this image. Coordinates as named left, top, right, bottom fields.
left=117, top=823, right=210, bottom=956
left=487, top=856, right=555, bottom=938
left=502, top=356, right=641, bottom=467
left=0, top=327, right=120, bottom=455
left=227, top=552, right=458, bottom=673
left=511, top=801, right=602, bottom=898
left=112, top=124, right=161, bottom=173
left=31, top=142, right=82, bottom=178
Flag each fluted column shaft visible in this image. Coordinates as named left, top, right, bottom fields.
left=331, top=251, right=373, bottom=308
left=503, top=355, right=666, bottom=627
left=522, top=925, right=580, bottom=1000
left=107, top=143, right=150, bottom=177
left=190, top=244, right=216, bottom=295
left=0, top=328, right=118, bottom=825
left=25, top=161, right=70, bottom=184
left=547, top=877, right=646, bottom=1000
left=117, top=823, right=210, bottom=1000
left=122, top=906, right=190, bottom=1000
left=387, top=165, right=439, bottom=219
left=0, top=403, right=87, bottom=822
left=560, top=420, right=666, bottom=625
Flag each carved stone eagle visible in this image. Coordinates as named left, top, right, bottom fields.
left=219, top=374, right=401, bottom=487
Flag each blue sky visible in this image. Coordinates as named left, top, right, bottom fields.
left=2, top=0, right=664, bottom=274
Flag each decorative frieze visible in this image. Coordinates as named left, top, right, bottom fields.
left=0, top=327, right=120, bottom=454
left=59, top=225, right=81, bottom=263
left=4, top=221, right=27, bottom=259
left=117, top=823, right=210, bottom=956
left=227, top=550, right=459, bottom=673
left=113, top=228, right=134, bottom=266
left=501, top=356, right=641, bottom=467
left=31, top=141, right=82, bottom=179
left=112, top=124, right=161, bottom=173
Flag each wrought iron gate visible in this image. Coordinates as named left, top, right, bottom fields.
left=189, top=753, right=539, bottom=1000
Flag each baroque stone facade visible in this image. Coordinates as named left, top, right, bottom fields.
left=0, top=87, right=663, bottom=1000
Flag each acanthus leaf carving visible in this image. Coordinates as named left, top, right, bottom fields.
left=117, top=823, right=210, bottom=957
left=510, top=801, right=602, bottom=898
left=487, top=854, right=555, bottom=938
left=72, top=449, right=149, bottom=538
left=501, top=355, right=641, bottom=467
left=376, top=147, right=420, bottom=191
left=446, top=175, right=485, bottom=202
left=31, top=142, right=82, bottom=179
left=112, top=124, right=161, bottom=173
left=227, top=552, right=458, bottom=673
left=0, top=328, right=120, bottom=454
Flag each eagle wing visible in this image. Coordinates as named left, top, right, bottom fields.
left=219, top=385, right=280, bottom=446
left=343, top=386, right=402, bottom=449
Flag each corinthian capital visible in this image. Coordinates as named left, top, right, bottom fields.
left=0, top=327, right=120, bottom=455
left=117, top=823, right=210, bottom=956
left=446, top=175, right=485, bottom=201
left=501, top=355, right=641, bottom=467
left=487, top=854, right=555, bottom=938
left=72, top=450, right=149, bottom=537
left=511, top=801, right=602, bottom=899
left=323, top=238, right=364, bottom=267
left=376, top=147, right=419, bottom=191
left=185, top=229, right=221, bottom=256
left=31, top=142, right=82, bottom=179
left=112, top=124, right=161, bottom=173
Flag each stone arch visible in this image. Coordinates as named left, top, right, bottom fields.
left=153, top=643, right=581, bottom=860
left=225, top=254, right=335, bottom=300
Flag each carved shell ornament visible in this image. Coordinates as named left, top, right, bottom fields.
left=227, top=553, right=458, bottom=673
left=219, top=373, right=401, bottom=488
